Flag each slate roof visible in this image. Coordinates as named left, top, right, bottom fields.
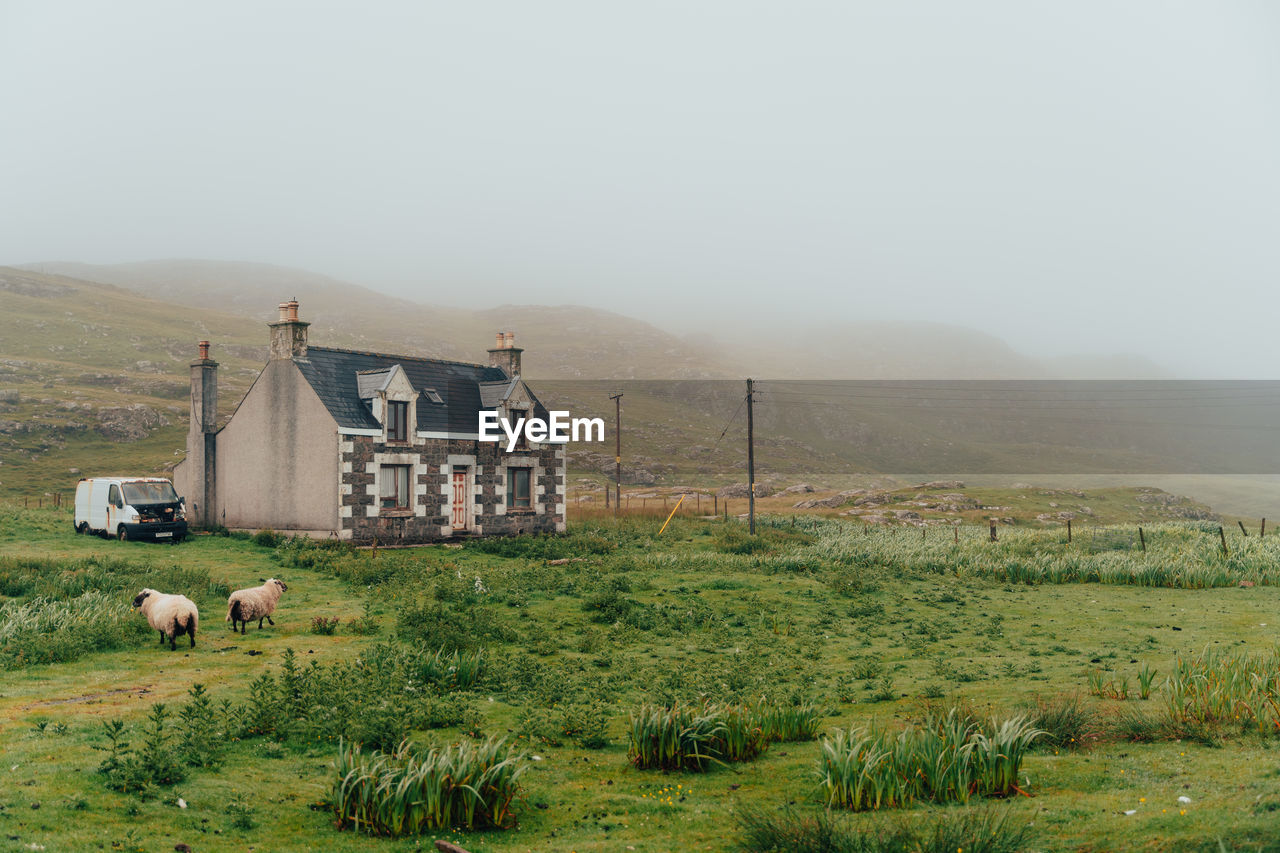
left=295, top=347, right=547, bottom=433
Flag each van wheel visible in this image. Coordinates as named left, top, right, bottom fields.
left=117, top=526, right=129, bottom=542
left=75, top=522, right=88, bottom=535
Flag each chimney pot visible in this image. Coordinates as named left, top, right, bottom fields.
left=269, top=300, right=310, bottom=359
left=488, top=330, right=522, bottom=376
left=198, top=340, right=210, bottom=360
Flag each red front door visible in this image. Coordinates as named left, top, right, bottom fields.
left=451, top=469, right=468, bottom=531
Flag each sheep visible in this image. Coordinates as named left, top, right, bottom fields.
left=226, top=578, right=288, bottom=634
left=131, top=589, right=199, bottom=650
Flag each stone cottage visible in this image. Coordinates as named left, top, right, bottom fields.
left=173, top=301, right=565, bottom=542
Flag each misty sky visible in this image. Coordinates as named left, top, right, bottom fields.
left=2, top=1, right=1278, bottom=376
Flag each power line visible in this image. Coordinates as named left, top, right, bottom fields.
left=712, top=394, right=748, bottom=450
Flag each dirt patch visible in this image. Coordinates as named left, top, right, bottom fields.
left=24, top=685, right=152, bottom=709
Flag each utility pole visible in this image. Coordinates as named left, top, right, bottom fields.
left=746, top=378, right=755, bottom=535
left=610, top=392, right=624, bottom=517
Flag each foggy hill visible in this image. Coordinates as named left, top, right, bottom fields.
left=25, top=260, right=732, bottom=379
left=26, top=259, right=1171, bottom=380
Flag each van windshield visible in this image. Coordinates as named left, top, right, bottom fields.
left=122, top=482, right=178, bottom=505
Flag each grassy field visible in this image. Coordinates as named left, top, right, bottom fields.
left=572, top=482, right=1231, bottom=529
left=3, top=504, right=1280, bottom=852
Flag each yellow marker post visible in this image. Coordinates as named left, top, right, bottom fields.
left=658, top=494, right=686, bottom=535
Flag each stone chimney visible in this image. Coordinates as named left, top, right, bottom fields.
left=487, top=330, right=523, bottom=377
left=188, top=341, right=218, bottom=525
left=268, top=299, right=309, bottom=359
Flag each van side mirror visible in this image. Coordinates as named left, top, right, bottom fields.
left=114, top=497, right=123, bottom=509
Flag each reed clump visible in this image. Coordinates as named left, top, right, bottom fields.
left=817, top=710, right=1043, bottom=811
left=330, top=737, right=526, bottom=836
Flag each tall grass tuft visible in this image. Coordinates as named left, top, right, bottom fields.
left=628, top=703, right=767, bottom=771
left=817, top=710, right=1043, bottom=811
left=1025, top=694, right=1101, bottom=751
left=330, top=737, right=526, bottom=836
left=753, top=700, right=822, bottom=743
left=0, top=591, right=148, bottom=667
left=1165, top=646, right=1280, bottom=736
left=416, top=647, right=486, bottom=689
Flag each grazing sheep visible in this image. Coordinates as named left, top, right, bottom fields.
left=131, top=589, right=199, bottom=650
left=226, top=579, right=288, bottom=634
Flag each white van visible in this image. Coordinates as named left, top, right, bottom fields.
left=74, top=477, right=188, bottom=542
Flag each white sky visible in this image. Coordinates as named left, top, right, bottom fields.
left=2, top=1, right=1278, bottom=375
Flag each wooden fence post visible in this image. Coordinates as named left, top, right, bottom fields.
left=989, top=522, right=997, bottom=542
left=1138, top=527, right=1146, bottom=553
left=1219, top=526, right=1229, bottom=557
left=1238, top=520, right=1249, bottom=537
left=1067, top=518, right=1072, bottom=543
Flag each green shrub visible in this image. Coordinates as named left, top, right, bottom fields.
left=251, top=528, right=285, bottom=548
left=225, top=790, right=257, bottom=830
left=176, top=684, right=225, bottom=768
left=273, top=537, right=356, bottom=572
left=330, top=737, right=527, bottom=835
left=347, top=599, right=381, bottom=635
left=397, top=599, right=514, bottom=651
left=309, top=616, right=340, bottom=635
left=464, top=530, right=615, bottom=560
left=207, top=645, right=480, bottom=751
left=96, top=704, right=185, bottom=794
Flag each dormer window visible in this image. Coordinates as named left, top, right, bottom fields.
left=423, top=388, right=443, bottom=405
left=509, top=407, right=528, bottom=449
left=387, top=400, right=409, bottom=442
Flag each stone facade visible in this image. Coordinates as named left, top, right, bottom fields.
left=339, top=433, right=566, bottom=543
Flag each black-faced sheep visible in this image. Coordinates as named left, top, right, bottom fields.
left=226, top=578, right=288, bottom=634
left=132, top=589, right=199, bottom=650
